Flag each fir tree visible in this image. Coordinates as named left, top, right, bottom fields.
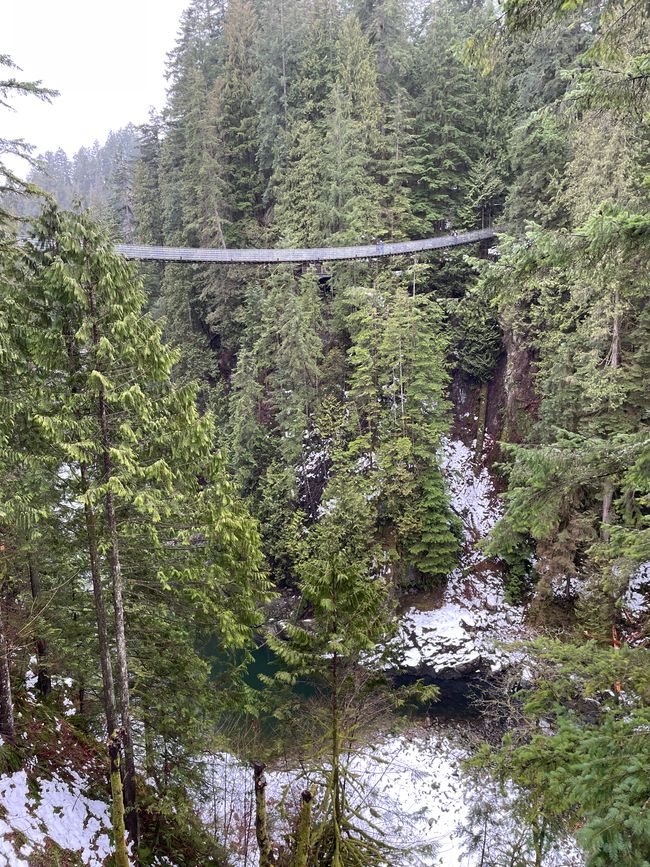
left=17, top=206, right=267, bottom=854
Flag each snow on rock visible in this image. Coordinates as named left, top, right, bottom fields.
left=25, top=657, right=38, bottom=700
left=395, top=575, right=525, bottom=677
left=0, top=767, right=116, bottom=867
left=443, top=438, right=502, bottom=542
left=200, top=729, right=582, bottom=867
left=398, top=603, right=483, bottom=675
left=623, top=561, right=650, bottom=619
left=392, top=439, right=526, bottom=676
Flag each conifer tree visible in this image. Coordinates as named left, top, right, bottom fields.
left=18, top=206, right=267, bottom=854
left=211, top=0, right=262, bottom=242
left=0, top=55, right=57, bottom=220
left=381, top=282, right=460, bottom=581
left=0, top=56, right=59, bottom=742
left=266, top=471, right=393, bottom=866
left=324, top=15, right=383, bottom=243
left=410, top=2, right=488, bottom=231
left=132, top=113, right=165, bottom=306
left=354, top=0, right=413, bottom=104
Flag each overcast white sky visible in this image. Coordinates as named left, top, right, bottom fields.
left=4, top=0, right=189, bottom=172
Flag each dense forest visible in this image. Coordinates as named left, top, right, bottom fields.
left=1, top=0, right=649, bottom=864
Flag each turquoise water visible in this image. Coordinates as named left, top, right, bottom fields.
left=205, top=637, right=484, bottom=723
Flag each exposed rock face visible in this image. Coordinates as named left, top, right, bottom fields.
left=622, top=561, right=650, bottom=644
left=500, top=324, right=538, bottom=443
left=392, top=362, right=531, bottom=679
left=267, top=370, right=532, bottom=680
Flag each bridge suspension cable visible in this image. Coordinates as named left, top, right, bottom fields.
left=115, top=227, right=498, bottom=264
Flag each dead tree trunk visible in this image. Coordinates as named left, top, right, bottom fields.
left=108, top=730, right=131, bottom=867
left=601, top=478, right=614, bottom=543
left=0, top=594, right=14, bottom=741
left=254, top=762, right=275, bottom=867
left=292, top=790, right=313, bottom=867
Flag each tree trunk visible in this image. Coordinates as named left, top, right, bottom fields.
left=291, top=790, right=313, bottom=867
left=601, top=293, right=620, bottom=544
left=279, top=0, right=288, bottom=120
left=610, top=288, right=620, bottom=370
left=144, top=716, right=156, bottom=782
left=87, top=282, right=139, bottom=851
left=331, top=649, right=342, bottom=867
left=531, top=812, right=546, bottom=867
left=28, top=557, right=51, bottom=697
left=101, top=406, right=139, bottom=850
left=63, top=324, right=118, bottom=737
left=329, top=558, right=343, bottom=867
left=478, top=814, right=488, bottom=867
left=601, top=478, right=614, bottom=543
left=103, top=476, right=138, bottom=849
left=474, top=381, right=489, bottom=465
left=0, top=596, right=15, bottom=741
left=108, top=730, right=131, bottom=867
left=80, top=463, right=118, bottom=737
left=253, top=762, right=275, bottom=867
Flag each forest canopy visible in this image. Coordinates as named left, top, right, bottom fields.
left=1, top=0, right=649, bottom=864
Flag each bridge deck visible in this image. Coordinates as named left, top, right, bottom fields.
left=115, top=227, right=497, bottom=264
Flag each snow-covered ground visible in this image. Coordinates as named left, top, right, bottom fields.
left=199, top=727, right=583, bottom=867
left=0, top=765, right=115, bottom=867
left=199, top=730, right=472, bottom=866
left=0, top=664, right=123, bottom=867
left=394, top=438, right=527, bottom=677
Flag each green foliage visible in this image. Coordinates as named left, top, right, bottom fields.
left=506, top=109, right=571, bottom=229
left=472, top=640, right=650, bottom=867
left=8, top=126, right=140, bottom=237
left=5, top=0, right=650, bottom=861
left=410, top=2, right=497, bottom=231
left=486, top=210, right=650, bottom=615
left=264, top=468, right=395, bottom=866
left=1, top=205, right=268, bottom=839
left=408, top=467, right=463, bottom=580
left=451, top=285, right=502, bottom=383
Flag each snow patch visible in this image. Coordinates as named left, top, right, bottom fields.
left=200, top=729, right=582, bottom=867
left=25, top=657, right=38, bottom=700
left=200, top=732, right=470, bottom=865
left=0, top=768, right=118, bottom=866
left=622, top=561, right=650, bottom=618
left=442, top=438, right=502, bottom=541
left=393, top=439, right=525, bottom=675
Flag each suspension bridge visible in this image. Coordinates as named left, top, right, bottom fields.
left=115, top=226, right=498, bottom=264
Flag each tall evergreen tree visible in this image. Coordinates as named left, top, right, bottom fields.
left=15, top=206, right=267, bottom=854
left=410, top=1, right=489, bottom=231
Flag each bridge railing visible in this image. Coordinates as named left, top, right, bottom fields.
left=115, top=227, right=498, bottom=264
